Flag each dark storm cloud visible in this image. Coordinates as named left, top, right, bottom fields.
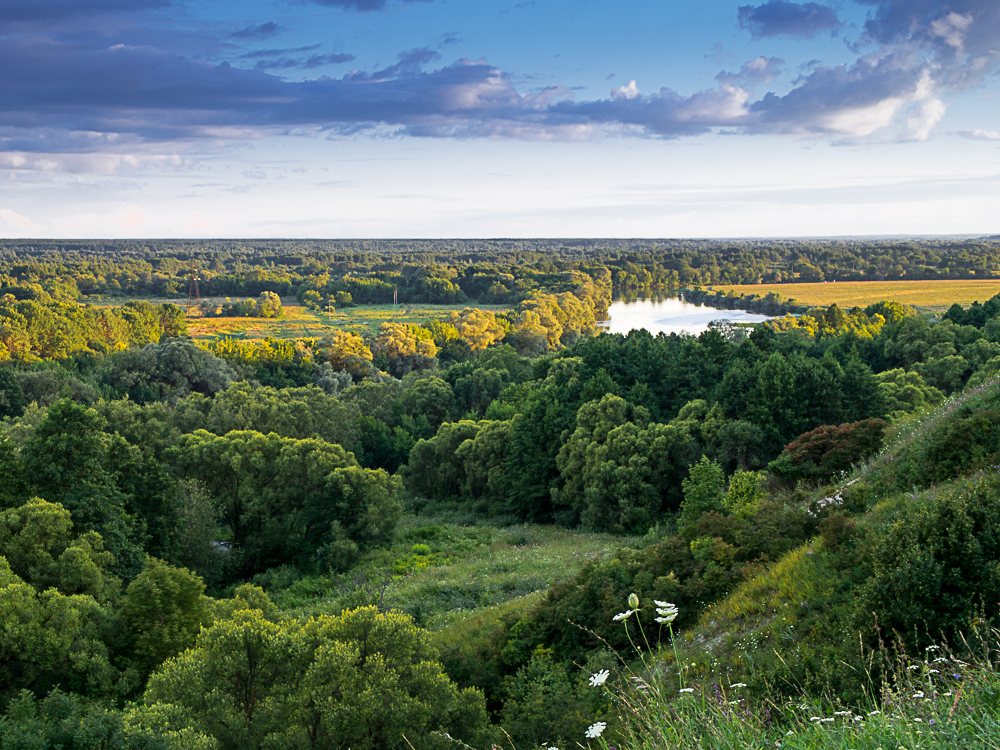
left=737, top=1, right=842, bottom=38
left=307, top=0, right=432, bottom=12
left=231, top=22, right=280, bottom=39
left=0, top=0, right=170, bottom=23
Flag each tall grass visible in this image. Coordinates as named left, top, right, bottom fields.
left=582, top=604, right=1000, bottom=750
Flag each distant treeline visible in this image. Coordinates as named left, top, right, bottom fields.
left=1, top=238, right=999, bottom=305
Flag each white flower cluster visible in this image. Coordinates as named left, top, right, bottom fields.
left=585, top=721, right=606, bottom=738
left=589, top=669, right=610, bottom=687
left=808, top=493, right=843, bottom=517
left=654, top=600, right=678, bottom=624
left=613, top=610, right=634, bottom=621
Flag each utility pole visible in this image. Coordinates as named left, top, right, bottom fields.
left=187, top=268, right=201, bottom=315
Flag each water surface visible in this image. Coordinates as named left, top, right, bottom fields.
left=596, top=294, right=773, bottom=336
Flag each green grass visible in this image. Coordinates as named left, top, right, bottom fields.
left=591, top=639, right=1000, bottom=750
left=268, top=513, right=636, bottom=630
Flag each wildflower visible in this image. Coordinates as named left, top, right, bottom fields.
left=914, top=717, right=923, bottom=723
left=589, top=670, right=610, bottom=687
left=585, top=722, right=607, bottom=739
left=942, top=692, right=953, bottom=697
left=929, top=669, right=939, bottom=674
left=868, top=710, right=881, bottom=716
left=908, top=665, right=920, bottom=670
left=810, top=717, right=822, bottom=722
left=821, top=718, right=834, bottom=723
left=628, top=593, right=639, bottom=609
left=728, top=700, right=739, bottom=705
left=926, top=645, right=940, bottom=651
left=654, top=600, right=669, bottom=607
left=730, top=683, right=747, bottom=688
left=834, top=711, right=851, bottom=716
left=912, top=692, right=925, bottom=698
left=613, top=610, right=633, bottom=621
left=679, top=688, right=694, bottom=693
left=655, top=603, right=678, bottom=623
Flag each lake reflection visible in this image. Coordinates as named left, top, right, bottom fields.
left=596, top=294, right=773, bottom=336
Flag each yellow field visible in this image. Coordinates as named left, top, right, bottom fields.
left=705, top=279, right=1000, bottom=313
left=172, top=300, right=507, bottom=341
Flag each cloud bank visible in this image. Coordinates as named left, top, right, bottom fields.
left=0, top=0, right=996, bottom=167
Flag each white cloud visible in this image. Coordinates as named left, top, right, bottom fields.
left=907, top=71, right=948, bottom=141
left=960, top=128, right=1000, bottom=140
left=611, top=80, right=641, bottom=101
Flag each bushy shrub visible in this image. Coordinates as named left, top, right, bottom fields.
left=769, top=418, right=886, bottom=484
left=859, top=474, right=1000, bottom=647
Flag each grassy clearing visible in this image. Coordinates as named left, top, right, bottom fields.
left=705, top=279, right=1000, bottom=312
left=271, top=514, right=635, bottom=630
left=91, top=296, right=508, bottom=341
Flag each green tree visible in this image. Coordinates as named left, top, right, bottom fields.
left=139, top=606, right=491, bottom=750
left=318, top=330, right=374, bottom=380
left=500, top=647, right=591, bottom=748
left=0, top=558, right=127, bottom=705
left=0, top=690, right=167, bottom=750
left=119, top=558, right=215, bottom=675
left=371, top=323, right=437, bottom=377
left=679, top=456, right=725, bottom=535
left=403, top=421, right=483, bottom=502
left=444, top=308, right=505, bottom=352
left=21, top=400, right=144, bottom=577
left=0, top=498, right=113, bottom=601
left=554, top=394, right=694, bottom=532
left=859, top=475, right=1000, bottom=648
left=169, top=430, right=401, bottom=577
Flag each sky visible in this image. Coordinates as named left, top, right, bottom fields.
left=1, top=0, right=999, bottom=238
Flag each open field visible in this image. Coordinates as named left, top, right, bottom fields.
left=90, top=296, right=508, bottom=340
left=705, top=279, right=1000, bottom=312
left=273, top=515, right=635, bottom=630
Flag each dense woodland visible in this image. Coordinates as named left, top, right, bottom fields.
left=4, top=242, right=1000, bottom=748
left=2, top=237, right=1000, bottom=306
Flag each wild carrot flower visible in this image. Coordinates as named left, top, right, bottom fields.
left=655, top=603, right=679, bottom=623
left=585, top=722, right=607, bottom=738
left=589, top=670, right=610, bottom=687
left=613, top=610, right=634, bottom=621
left=628, top=593, right=639, bottom=609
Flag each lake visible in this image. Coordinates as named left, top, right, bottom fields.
left=596, top=294, right=774, bottom=336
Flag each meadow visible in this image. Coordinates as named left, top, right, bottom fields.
left=93, top=297, right=508, bottom=341
left=706, top=279, right=1000, bottom=312
left=268, top=513, right=635, bottom=630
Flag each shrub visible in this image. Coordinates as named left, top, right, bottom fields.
left=859, top=475, right=1000, bottom=647
left=769, top=418, right=886, bottom=484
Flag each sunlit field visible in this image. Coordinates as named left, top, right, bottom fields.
left=92, top=297, right=508, bottom=340
left=706, top=279, right=1000, bottom=312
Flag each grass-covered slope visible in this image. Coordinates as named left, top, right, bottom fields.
left=669, top=376, right=1000, bottom=700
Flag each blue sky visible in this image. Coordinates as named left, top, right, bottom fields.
left=1, top=0, right=999, bottom=238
